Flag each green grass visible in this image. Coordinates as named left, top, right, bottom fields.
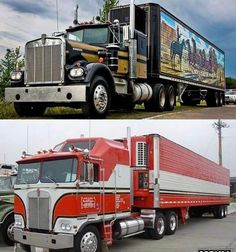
left=230, top=198, right=236, bottom=203
left=0, top=100, right=205, bottom=119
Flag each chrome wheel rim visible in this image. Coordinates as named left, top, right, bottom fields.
left=170, top=215, right=176, bottom=231
left=157, top=218, right=165, bottom=234
left=93, top=85, right=108, bottom=113
left=80, top=232, right=98, bottom=252
left=7, top=222, right=14, bottom=241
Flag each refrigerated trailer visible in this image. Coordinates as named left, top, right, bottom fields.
left=14, top=134, right=230, bottom=252
left=5, top=1, right=225, bottom=118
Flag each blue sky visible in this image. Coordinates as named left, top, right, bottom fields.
left=0, top=0, right=235, bottom=77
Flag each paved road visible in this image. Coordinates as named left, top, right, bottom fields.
left=146, top=105, right=236, bottom=119
left=1, top=213, right=236, bottom=252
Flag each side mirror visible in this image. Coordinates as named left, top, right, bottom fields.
left=123, top=25, right=130, bottom=42
left=87, top=163, right=94, bottom=185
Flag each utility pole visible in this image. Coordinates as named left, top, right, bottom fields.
left=213, top=119, right=229, bottom=166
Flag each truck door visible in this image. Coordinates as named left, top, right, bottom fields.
left=152, top=135, right=160, bottom=208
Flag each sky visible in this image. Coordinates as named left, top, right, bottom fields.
left=0, top=120, right=236, bottom=177
left=0, top=0, right=235, bottom=77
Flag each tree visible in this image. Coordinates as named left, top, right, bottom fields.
left=0, top=47, right=24, bottom=98
left=226, top=77, right=236, bottom=89
left=100, top=0, right=119, bottom=22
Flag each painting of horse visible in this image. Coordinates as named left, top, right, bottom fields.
left=170, top=39, right=186, bottom=71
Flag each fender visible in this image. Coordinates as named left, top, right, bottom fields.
left=84, top=63, right=116, bottom=95
left=0, top=204, right=14, bottom=225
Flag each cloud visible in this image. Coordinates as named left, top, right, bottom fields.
left=0, top=0, right=53, bottom=17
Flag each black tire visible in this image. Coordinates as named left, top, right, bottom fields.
left=82, top=76, right=111, bottom=118
left=223, top=206, right=228, bottom=218
left=165, top=85, right=176, bottom=111
left=218, top=92, right=223, bottom=107
left=14, top=103, right=46, bottom=117
left=165, top=211, right=178, bottom=235
left=74, top=225, right=101, bottom=252
left=213, top=206, right=224, bottom=219
left=1, top=215, right=15, bottom=246
left=206, top=91, right=219, bottom=107
left=147, top=212, right=166, bottom=240
left=144, top=84, right=166, bottom=112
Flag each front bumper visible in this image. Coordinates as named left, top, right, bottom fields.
left=14, top=228, right=74, bottom=250
left=5, top=85, right=86, bottom=103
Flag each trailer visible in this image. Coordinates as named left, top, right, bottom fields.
left=5, top=1, right=225, bottom=118
left=14, top=134, right=229, bottom=252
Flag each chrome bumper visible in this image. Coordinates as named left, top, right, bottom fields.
left=14, top=228, right=74, bottom=250
left=5, top=85, right=86, bottom=103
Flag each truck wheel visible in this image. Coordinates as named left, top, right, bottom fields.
left=1, top=215, right=15, bottom=246
left=218, top=92, right=223, bottom=107
left=165, top=85, right=175, bottom=111
left=144, top=84, right=166, bottom=112
left=206, top=91, right=219, bottom=107
left=223, top=206, right=228, bottom=217
left=82, top=76, right=111, bottom=118
left=213, top=206, right=224, bottom=219
left=14, top=103, right=46, bottom=117
left=165, top=211, right=178, bottom=235
left=148, top=212, right=166, bottom=240
left=74, top=225, right=101, bottom=252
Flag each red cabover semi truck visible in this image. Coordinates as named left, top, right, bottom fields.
left=14, top=134, right=230, bottom=252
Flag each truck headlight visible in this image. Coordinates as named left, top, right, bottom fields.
left=70, top=68, right=84, bottom=78
left=11, top=71, right=23, bottom=80
left=15, top=214, right=24, bottom=228
left=61, top=223, right=72, bottom=231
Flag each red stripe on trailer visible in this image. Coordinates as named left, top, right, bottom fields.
left=160, top=193, right=229, bottom=208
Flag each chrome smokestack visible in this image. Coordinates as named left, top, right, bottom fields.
left=129, top=0, right=137, bottom=80
left=73, top=4, right=79, bottom=25
left=130, top=0, right=135, bottom=39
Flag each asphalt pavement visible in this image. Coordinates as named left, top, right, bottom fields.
left=1, top=212, right=236, bottom=252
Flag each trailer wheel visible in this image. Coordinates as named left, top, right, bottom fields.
left=223, top=206, right=228, bottom=218
left=148, top=212, right=166, bottom=240
left=206, top=91, right=219, bottom=107
left=82, top=76, right=111, bottom=118
left=14, top=103, right=46, bottom=117
left=218, top=92, right=223, bottom=107
left=165, top=211, right=178, bottom=235
left=74, top=225, right=101, bottom=252
left=1, top=215, right=15, bottom=246
left=213, top=206, right=224, bottom=219
left=165, top=85, right=175, bottom=111
left=144, top=84, right=166, bottom=112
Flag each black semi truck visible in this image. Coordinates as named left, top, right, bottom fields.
left=5, top=1, right=225, bottom=118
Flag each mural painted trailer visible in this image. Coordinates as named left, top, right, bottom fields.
left=111, top=3, right=225, bottom=107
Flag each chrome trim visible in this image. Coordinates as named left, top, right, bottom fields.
left=153, top=135, right=160, bottom=208
left=14, top=229, right=74, bottom=249
left=5, top=85, right=86, bottom=103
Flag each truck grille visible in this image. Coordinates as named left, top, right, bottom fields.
left=28, top=191, right=50, bottom=230
left=25, top=38, right=63, bottom=84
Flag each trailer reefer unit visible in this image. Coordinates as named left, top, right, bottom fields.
left=14, top=134, right=230, bottom=252
left=5, top=1, right=225, bottom=118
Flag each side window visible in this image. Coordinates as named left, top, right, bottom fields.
left=81, top=163, right=99, bottom=183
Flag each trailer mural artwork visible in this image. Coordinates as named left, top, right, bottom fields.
left=160, top=11, right=225, bottom=88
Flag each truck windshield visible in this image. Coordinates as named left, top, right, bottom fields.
left=68, top=27, right=108, bottom=44
left=0, top=177, right=13, bottom=190
left=16, top=158, right=77, bottom=185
